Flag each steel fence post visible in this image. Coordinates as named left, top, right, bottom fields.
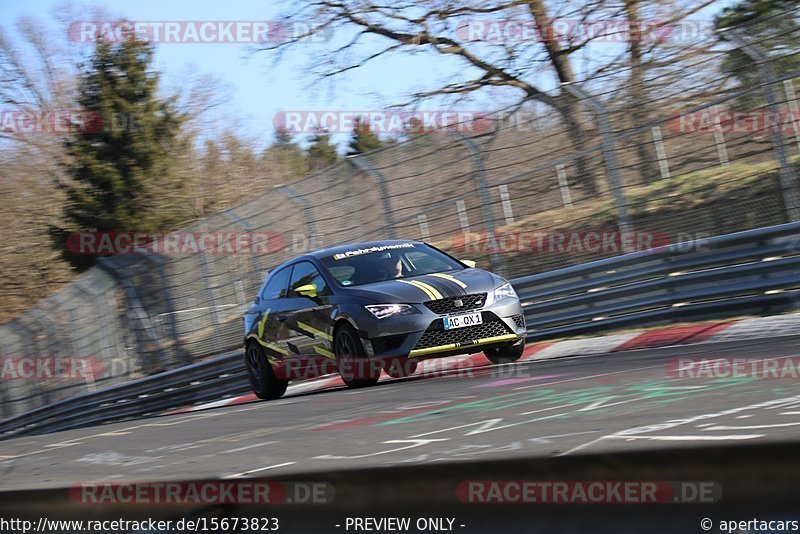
left=0, top=370, right=7, bottom=418
left=274, top=184, right=320, bottom=250
left=50, top=293, right=81, bottom=358
left=222, top=209, right=264, bottom=278
left=347, top=155, right=397, bottom=239
left=97, top=258, right=163, bottom=372
left=0, top=325, right=11, bottom=418
left=145, top=254, right=192, bottom=365
left=783, top=80, right=800, bottom=156
left=563, top=82, right=634, bottom=250
left=73, top=272, right=123, bottom=368
left=722, top=28, right=800, bottom=222
left=9, top=319, right=45, bottom=411
left=452, top=132, right=503, bottom=273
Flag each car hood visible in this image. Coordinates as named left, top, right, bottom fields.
left=343, top=268, right=502, bottom=303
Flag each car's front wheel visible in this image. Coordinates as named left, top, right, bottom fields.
left=484, top=341, right=525, bottom=364
left=335, top=323, right=381, bottom=388
left=245, top=342, right=288, bottom=400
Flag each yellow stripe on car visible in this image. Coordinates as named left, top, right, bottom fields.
left=296, top=321, right=334, bottom=341
left=408, top=334, right=518, bottom=358
left=256, top=308, right=271, bottom=339
left=413, top=281, right=444, bottom=300
left=428, top=272, right=467, bottom=289
left=402, top=280, right=444, bottom=300
left=313, top=346, right=336, bottom=359
left=397, top=280, right=436, bottom=300
left=256, top=338, right=290, bottom=356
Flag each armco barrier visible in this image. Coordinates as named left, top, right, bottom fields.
left=1, top=222, right=799, bottom=439
left=516, top=221, right=800, bottom=340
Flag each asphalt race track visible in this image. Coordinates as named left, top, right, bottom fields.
left=2, top=336, right=800, bottom=491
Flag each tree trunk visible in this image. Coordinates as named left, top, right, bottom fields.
left=559, top=95, right=599, bottom=196
left=526, top=0, right=599, bottom=195
left=625, top=0, right=660, bottom=184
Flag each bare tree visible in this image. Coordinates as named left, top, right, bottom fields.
left=264, top=0, right=724, bottom=189
left=264, top=0, right=611, bottom=194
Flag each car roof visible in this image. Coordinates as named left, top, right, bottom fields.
left=264, top=240, right=426, bottom=275
left=306, top=240, right=425, bottom=260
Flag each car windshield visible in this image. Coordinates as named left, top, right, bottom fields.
left=320, top=243, right=464, bottom=287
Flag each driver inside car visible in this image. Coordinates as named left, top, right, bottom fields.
left=377, top=253, right=403, bottom=280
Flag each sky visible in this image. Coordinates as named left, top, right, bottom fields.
left=1, top=0, right=469, bottom=149
left=0, top=0, right=737, bottom=150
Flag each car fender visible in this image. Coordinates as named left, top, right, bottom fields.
left=330, top=303, right=371, bottom=339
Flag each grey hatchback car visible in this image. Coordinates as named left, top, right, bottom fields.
left=243, top=240, right=525, bottom=399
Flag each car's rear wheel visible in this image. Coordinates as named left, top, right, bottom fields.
left=384, top=357, right=418, bottom=379
left=335, top=323, right=381, bottom=388
left=484, top=341, right=525, bottom=365
left=245, top=342, right=288, bottom=400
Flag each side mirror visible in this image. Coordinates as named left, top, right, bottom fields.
left=254, top=296, right=261, bottom=305
left=295, top=284, right=318, bottom=298
left=461, top=259, right=477, bottom=268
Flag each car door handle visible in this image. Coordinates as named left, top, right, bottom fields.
left=277, top=315, right=288, bottom=322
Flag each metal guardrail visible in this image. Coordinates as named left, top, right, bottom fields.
left=516, top=221, right=800, bottom=340
left=2, top=222, right=800, bottom=439
left=0, top=352, right=249, bottom=438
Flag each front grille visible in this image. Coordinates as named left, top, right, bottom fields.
left=424, top=293, right=487, bottom=315
left=414, top=320, right=512, bottom=350
left=371, top=334, right=407, bottom=354
left=512, top=314, right=526, bottom=329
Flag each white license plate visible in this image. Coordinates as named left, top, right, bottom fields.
left=443, top=312, right=482, bottom=330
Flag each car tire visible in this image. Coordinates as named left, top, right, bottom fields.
left=484, top=341, right=525, bottom=365
left=245, top=342, right=288, bottom=400
left=335, top=323, right=381, bottom=388
left=384, top=357, right=418, bottom=379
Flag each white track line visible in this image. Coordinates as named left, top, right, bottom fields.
left=560, top=394, right=800, bottom=456
left=223, top=461, right=296, bottom=479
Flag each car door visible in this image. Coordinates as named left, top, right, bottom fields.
left=249, top=266, right=294, bottom=362
left=284, top=261, right=335, bottom=376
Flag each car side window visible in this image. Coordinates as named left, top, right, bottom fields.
left=289, top=261, right=330, bottom=297
left=261, top=267, right=291, bottom=300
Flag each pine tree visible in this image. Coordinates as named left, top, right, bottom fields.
left=715, top=0, right=800, bottom=106
left=306, top=128, right=339, bottom=171
left=273, top=127, right=294, bottom=148
left=346, top=117, right=382, bottom=155
left=265, top=127, right=307, bottom=175
left=50, top=36, right=186, bottom=270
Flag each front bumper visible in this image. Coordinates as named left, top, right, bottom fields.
left=363, top=297, right=526, bottom=360
left=408, top=332, right=520, bottom=358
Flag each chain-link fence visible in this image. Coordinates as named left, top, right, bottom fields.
left=2, top=9, right=800, bottom=417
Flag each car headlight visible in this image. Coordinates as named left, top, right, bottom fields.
left=364, top=304, right=420, bottom=320
left=486, top=282, right=518, bottom=306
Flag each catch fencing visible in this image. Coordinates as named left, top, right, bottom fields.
left=2, top=221, right=798, bottom=438
left=1, top=10, right=800, bottom=417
